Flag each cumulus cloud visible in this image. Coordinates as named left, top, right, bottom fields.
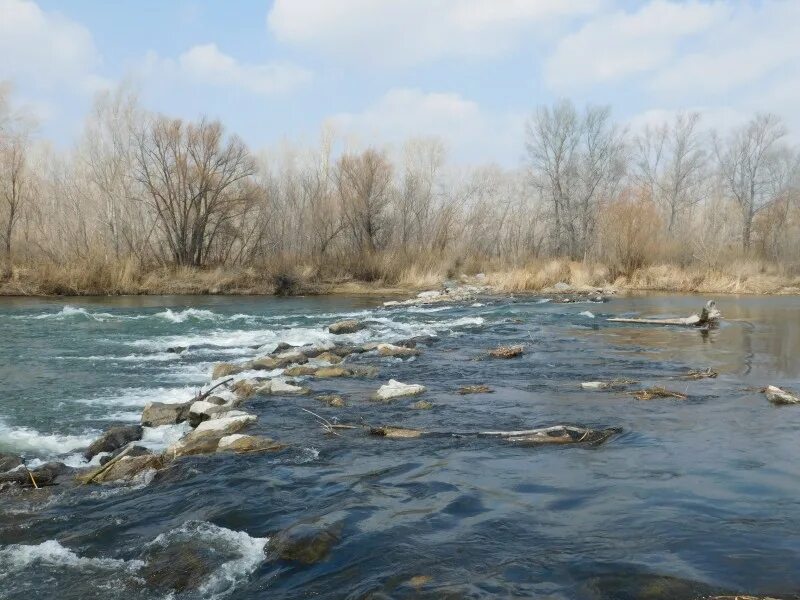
left=325, top=88, right=525, bottom=164
left=0, top=0, right=101, bottom=91
left=268, top=0, right=604, bottom=65
left=143, top=44, right=311, bottom=96
left=178, top=44, right=311, bottom=95
left=545, top=0, right=726, bottom=89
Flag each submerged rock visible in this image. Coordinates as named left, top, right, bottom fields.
left=217, top=434, right=285, bottom=453
left=0, top=461, right=70, bottom=487
left=488, top=344, right=524, bottom=359
left=266, top=522, right=341, bottom=564
left=411, top=400, right=433, bottom=410
left=764, top=385, right=800, bottom=405
left=458, top=385, right=493, bottom=395
left=370, top=426, right=424, bottom=439
left=84, top=425, right=143, bottom=460
left=316, top=395, right=346, bottom=408
left=141, top=401, right=192, bottom=427
left=141, top=543, right=215, bottom=593
left=630, top=387, right=687, bottom=401
left=374, top=379, right=426, bottom=401
left=328, top=319, right=365, bottom=334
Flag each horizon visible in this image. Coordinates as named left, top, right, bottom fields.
left=2, top=0, right=799, bottom=165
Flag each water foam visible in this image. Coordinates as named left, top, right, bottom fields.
left=0, top=417, right=98, bottom=456
left=0, top=539, right=144, bottom=572
left=148, top=522, right=268, bottom=599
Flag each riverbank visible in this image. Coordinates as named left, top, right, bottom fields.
left=1, top=258, right=798, bottom=297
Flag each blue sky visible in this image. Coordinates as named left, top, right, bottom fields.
left=2, top=0, right=799, bottom=165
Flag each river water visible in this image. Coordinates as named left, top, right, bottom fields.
left=0, top=293, right=799, bottom=599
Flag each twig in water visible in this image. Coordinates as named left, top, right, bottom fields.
left=194, top=378, right=234, bottom=402
left=299, top=407, right=342, bottom=437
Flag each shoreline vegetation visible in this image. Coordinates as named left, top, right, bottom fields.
left=3, top=88, right=800, bottom=301
left=1, top=257, right=798, bottom=297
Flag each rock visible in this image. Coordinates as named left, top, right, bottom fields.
left=249, top=356, right=283, bottom=370
left=553, top=282, right=571, bottom=291
left=231, top=379, right=258, bottom=400
left=328, top=345, right=365, bottom=357
left=457, top=385, right=493, bottom=395
left=0, top=453, right=23, bottom=473
left=376, top=343, right=420, bottom=358
left=284, top=365, right=318, bottom=377
left=315, top=351, right=343, bottom=364
left=298, top=346, right=326, bottom=358
left=273, top=342, right=294, bottom=353
left=313, top=366, right=351, bottom=378
left=411, top=400, right=433, bottom=410
left=581, top=379, right=637, bottom=391
left=266, top=522, right=340, bottom=564
left=193, top=412, right=256, bottom=436
left=316, top=395, right=346, bottom=408
left=374, top=379, right=426, bottom=401
left=212, top=362, right=245, bottom=379
left=328, top=319, right=365, bottom=334
left=84, top=425, right=143, bottom=461
left=370, top=426, right=424, bottom=439
left=417, top=290, right=441, bottom=299
left=350, top=365, right=379, bottom=378
left=141, top=544, right=214, bottom=593
left=187, top=400, right=232, bottom=427
left=217, top=434, right=285, bottom=453
left=141, top=401, right=192, bottom=427
left=205, top=396, right=227, bottom=405
left=92, top=453, right=164, bottom=483
left=167, top=435, right=221, bottom=458
left=630, top=387, right=687, bottom=401
left=266, top=379, right=308, bottom=395
left=488, top=344, right=524, bottom=359
left=99, top=444, right=150, bottom=465
left=166, top=346, right=188, bottom=354
left=1, top=461, right=70, bottom=487
left=764, top=385, right=800, bottom=404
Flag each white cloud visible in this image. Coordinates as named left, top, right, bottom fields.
left=545, top=0, right=726, bottom=89
left=142, top=44, right=311, bottom=97
left=0, top=0, right=101, bottom=91
left=325, top=88, right=525, bottom=164
left=268, top=0, right=604, bottom=65
left=177, top=44, right=311, bottom=95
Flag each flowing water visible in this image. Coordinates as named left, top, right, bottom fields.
left=1, top=293, right=799, bottom=599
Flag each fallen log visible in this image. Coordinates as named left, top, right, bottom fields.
left=365, top=424, right=620, bottom=445
left=607, top=300, right=721, bottom=327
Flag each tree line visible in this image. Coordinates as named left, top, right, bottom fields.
left=1, top=83, right=799, bottom=285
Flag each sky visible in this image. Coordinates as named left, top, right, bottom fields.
left=1, top=0, right=799, bottom=165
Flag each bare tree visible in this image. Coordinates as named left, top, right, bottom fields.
left=635, top=112, right=706, bottom=234
left=715, top=113, right=788, bottom=252
left=0, top=131, right=32, bottom=257
left=133, top=116, right=256, bottom=266
left=335, top=148, right=393, bottom=254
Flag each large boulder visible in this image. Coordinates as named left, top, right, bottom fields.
left=1, top=461, right=70, bottom=487
left=168, top=413, right=257, bottom=458
left=217, top=434, right=285, bottom=453
left=374, top=379, right=426, bottom=401
left=266, top=522, right=341, bottom=564
left=274, top=350, right=308, bottom=365
left=764, top=385, right=799, bottom=404
left=141, top=401, right=192, bottom=427
left=84, top=425, right=143, bottom=461
left=328, top=319, right=365, bottom=335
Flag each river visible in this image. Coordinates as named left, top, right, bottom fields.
left=1, top=293, right=799, bottom=599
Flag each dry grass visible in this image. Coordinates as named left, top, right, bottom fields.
left=2, top=253, right=799, bottom=297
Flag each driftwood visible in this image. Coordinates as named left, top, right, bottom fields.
left=193, top=378, right=234, bottom=403
left=365, top=424, right=620, bottom=445
left=608, top=300, right=721, bottom=327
